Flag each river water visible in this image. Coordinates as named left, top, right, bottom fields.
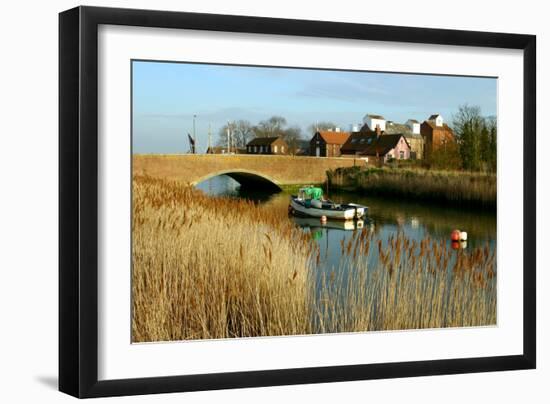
left=196, top=175, right=496, bottom=262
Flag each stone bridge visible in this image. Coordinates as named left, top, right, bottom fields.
left=133, top=154, right=361, bottom=190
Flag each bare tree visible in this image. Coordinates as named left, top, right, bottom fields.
left=232, top=120, right=254, bottom=147
left=216, top=122, right=232, bottom=148
left=307, top=121, right=337, bottom=135
left=253, top=116, right=287, bottom=137
left=215, top=116, right=306, bottom=154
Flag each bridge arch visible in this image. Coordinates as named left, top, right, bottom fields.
left=191, top=169, right=282, bottom=192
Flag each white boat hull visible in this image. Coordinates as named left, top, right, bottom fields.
left=290, top=198, right=365, bottom=220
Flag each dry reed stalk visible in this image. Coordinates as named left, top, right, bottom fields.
left=132, top=175, right=313, bottom=342
left=133, top=175, right=496, bottom=342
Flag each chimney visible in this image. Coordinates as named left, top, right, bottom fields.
left=375, top=125, right=381, bottom=137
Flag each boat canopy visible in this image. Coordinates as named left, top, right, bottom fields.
left=300, top=186, right=323, bottom=200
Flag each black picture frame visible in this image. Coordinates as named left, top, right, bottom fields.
left=59, top=5, right=536, bottom=398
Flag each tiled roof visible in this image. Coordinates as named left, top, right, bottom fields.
left=340, top=132, right=378, bottom=153
left=315, top=130, right=351, bottom=145
left=361, top=134, right=410, bottom=156
left=359, top=121, right=422, bottom=139
left=246, top=136, right=284, bottom=146
left=384, top=122, right=412, bottom=136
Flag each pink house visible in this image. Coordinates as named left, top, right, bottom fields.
left=360, top=134, right=411, bottom=162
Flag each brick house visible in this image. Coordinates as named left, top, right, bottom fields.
left=246, top=137, right=288, bottom=155
left=420, top=114, right=456, bottom=161
left=309, top=129, right=351, bottom=157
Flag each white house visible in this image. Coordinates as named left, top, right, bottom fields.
left=428, top=114, right=444, bottom=127
left=362, top=114, right=386, bottom=132
left=406, top=119, right=421, bottom=134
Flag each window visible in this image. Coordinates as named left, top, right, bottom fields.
left=399, top=150, right=404, bottom=159
left=253, top=146, right=257, bottom=153
left=281, top=146, right=285, bottom=153
left=274, top=145, right=278, bottom=153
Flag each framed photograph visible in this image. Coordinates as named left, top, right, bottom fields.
left=59, top=6, right=536, bottom=398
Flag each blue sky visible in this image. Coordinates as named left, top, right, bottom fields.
left=132, top=60, right=497, bottom=154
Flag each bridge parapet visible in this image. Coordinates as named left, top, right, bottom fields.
left=133, top=154, right=361, bottom=188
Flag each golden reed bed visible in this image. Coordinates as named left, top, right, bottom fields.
left=328, top=167, right=497, bottom=208
left=132, top=175, right=496, bottom=342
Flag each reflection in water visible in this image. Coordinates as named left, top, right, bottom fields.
left=197, top=175, right=496, bottom=275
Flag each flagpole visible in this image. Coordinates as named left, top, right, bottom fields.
left=193, top=114, right=197, bottom=154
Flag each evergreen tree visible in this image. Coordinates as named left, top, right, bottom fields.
left=479, top=124, right=491, bottom=171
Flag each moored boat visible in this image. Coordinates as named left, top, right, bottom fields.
left=289, top=186, right=367, bottom=220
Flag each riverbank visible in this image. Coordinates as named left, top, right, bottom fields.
left=327, top=167, right=496, bottom=209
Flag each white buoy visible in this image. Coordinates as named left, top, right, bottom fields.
left=460, top=231, right=468, bottom=241
left=320, top=215, right=327, bottom=223
left=460, top=240, right=467, bottom=249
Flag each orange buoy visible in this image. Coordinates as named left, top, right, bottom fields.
left=451, top=229, right=461, bottom=241
left=451, top=241, right=460, bottom=250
